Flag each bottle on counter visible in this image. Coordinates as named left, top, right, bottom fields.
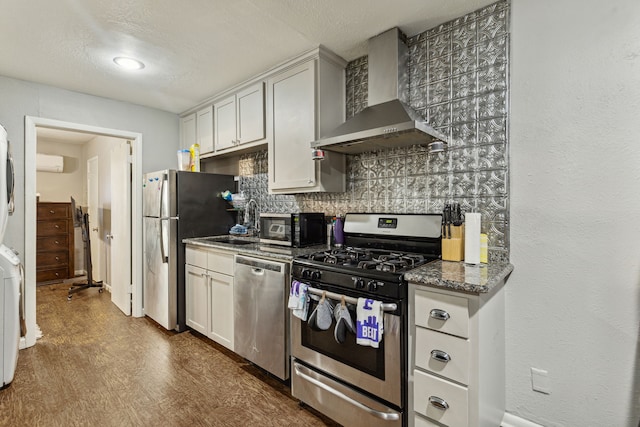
left=189, top=143, right=200, bottom=172
left=333, top=215, right=344, bottom=247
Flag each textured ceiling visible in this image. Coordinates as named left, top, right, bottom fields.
left=0, top=0, right=496, bottom=114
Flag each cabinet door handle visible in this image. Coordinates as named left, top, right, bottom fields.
left=430, top=308, right=450, bottom=321
left=55, top=256, right=60, bottom=261
left=430, top=349, right=451, bottom=363
left=428, top=396, right=449, bottom=411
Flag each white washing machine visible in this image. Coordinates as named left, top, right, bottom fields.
left=0, top=244, right=20, bottom=388
left=0, top=125, right=9, bottom=243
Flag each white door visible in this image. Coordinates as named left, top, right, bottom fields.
left=110, top=141, right=132, bottom=315
left=87, top=156, right=101, bottom=281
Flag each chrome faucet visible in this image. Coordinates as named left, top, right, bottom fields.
left=244, top=198, right=260, bottom=235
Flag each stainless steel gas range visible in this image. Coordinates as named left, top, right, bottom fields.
left=290, top=213, right=442, bottom=427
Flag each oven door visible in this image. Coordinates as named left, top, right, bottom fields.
left=290, top=284, right=403, bottom=409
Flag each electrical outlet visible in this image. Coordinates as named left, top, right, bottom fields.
left=531, top=367, right=552, bottom=394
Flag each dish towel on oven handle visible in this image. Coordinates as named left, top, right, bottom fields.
left=356, top=298, right=384, bottom=348
left=288, top=280, right=310, bottom=321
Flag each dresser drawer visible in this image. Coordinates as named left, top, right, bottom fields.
left=36, top=251, right=69, bottom=268
left=37, top=203, right=71, bottom=219
left=415, top=326, right=470, bottom=385
left=37, top=219, right=70, bottom=236
left=414, top=369, right=468, bottom=427
left=207, top=249, right=234, bottom=276
left=37, top=235, right=69, bottom=251
left=414, top=290, right=469, bottom=338
left=36, top=267, right=69, bottom=283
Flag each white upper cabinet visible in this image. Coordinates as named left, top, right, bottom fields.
left=180, top=107, right=214, bottom=154
left=180, top=113, right=196, bottom=151
left=214, top=82, right=265, bottom=153
left=214, top=95, right=237, bottom=151
left=267, top=49, right=346, bottom=193
left=196, top=105, right=214, bottom=154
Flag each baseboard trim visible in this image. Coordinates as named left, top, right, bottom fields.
left=502, top=412, right=544, bottom=427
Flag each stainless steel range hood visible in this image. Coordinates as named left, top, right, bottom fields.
left=311, top=28, right=448, bottom=155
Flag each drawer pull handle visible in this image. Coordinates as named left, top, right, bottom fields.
left=49, top=210, right=55, bottom=214
left=55, top=256, right=60, bottom=261
left=54, top=241, right=60, bottom=245
left=55, top=272, right=59, bottom=277
left=54, top=225, right=60, bottom=229
left=428, top=396, right=449, bottom=411
left=430, top=349, right=451, bottom=363
left=430, top=309, right=450, bottom=321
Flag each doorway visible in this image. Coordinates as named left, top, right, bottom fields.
left=24, top=117, right=143, bottom=349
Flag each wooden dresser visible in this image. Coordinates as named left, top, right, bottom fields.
left=37, top=202, right=74, bottom=283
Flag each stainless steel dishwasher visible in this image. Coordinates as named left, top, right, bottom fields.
left=234, top=255, right=289, bottom=380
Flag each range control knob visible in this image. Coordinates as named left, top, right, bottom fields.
left=354, top=278, right=365, bottom=289
left=311, top=270, right=321, bottom=280
left=367, top=280, right=378, bottom=292
left=301, top=269, right=311, bottom=279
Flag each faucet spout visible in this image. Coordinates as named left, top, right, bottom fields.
left=244, top=199, right=260, bottom=234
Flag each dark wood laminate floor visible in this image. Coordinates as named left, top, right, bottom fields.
left=0, top=283, right=339, bottom=426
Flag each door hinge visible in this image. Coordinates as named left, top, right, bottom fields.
left=128, top=284, right=134, bottom=294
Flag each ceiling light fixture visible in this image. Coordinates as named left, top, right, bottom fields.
left=113, top=56, right=145, bottom=70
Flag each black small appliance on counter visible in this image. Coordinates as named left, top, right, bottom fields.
left=259, top=212, right=326, bottom=247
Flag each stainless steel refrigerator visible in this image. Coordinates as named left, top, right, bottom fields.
left=142, top=170, right=235, bottom=331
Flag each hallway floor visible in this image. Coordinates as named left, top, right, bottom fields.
left=0, top=283, right=337, bottom=426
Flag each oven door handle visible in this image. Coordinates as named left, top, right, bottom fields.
left=293, top=362, right=400, bottom=422
left=306, top=286, right=398, bottom=312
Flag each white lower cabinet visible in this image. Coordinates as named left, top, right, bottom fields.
left=185, top=245, right=234, bottom=351
left=185, top=264, right=208, bottom=335
left=408, top=284, right=505, bottom=427
left=207, top=271, right=234, bottom=349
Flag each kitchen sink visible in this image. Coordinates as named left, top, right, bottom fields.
left=203, top=237, right=255, bottom=246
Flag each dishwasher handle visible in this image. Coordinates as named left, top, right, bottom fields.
left=235, top=255, right=284, bottom=273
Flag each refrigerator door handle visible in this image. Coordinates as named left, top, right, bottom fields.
left=160, top=218, right=169, bottom=263
left=159, top=172, right=168, bottom=218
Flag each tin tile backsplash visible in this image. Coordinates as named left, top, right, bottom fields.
left=237, top=1, right=510, bottom=261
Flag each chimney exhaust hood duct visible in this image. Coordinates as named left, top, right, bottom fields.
left=311, top=28, right=448, bottom=154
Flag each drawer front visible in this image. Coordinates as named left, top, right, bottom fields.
left=414, top=290, right=469, bottom=338
left=208, top=250, right=234, bottom=275
left=37, top=204, right=70, bottom=219
left=36, top=267, right=69, bottom=282
left=415, top=327, right=470, bottom=385
left=37, top=219, right=70, bottom=236
left=186, top=246, right=208, bottom=269
left=414, top=413, right=442, bottom=427
left=37, top=251, right=69, bottom=268
left=414, top=370, right=468, bottom=427
left=37, top=235, right=69, bottom=251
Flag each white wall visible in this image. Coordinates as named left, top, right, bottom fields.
left=0, top=74, right=179, bottom=259
left=36, top=139, right=85, bottom=203
left=509, top=1, right=640, bottom=426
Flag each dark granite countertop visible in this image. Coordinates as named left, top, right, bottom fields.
left=183, top=235, right=329, bottom=262
left=405, top=259, right=514, bottom=294
left=184, top=236, right=513, bottom=294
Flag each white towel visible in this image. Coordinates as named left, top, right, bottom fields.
left=288, top=280, right=310, bottom=321
left=356, top=298, right=384, bottom=348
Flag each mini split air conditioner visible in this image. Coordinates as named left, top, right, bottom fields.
left=36, top=153, right=64, bottom=173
